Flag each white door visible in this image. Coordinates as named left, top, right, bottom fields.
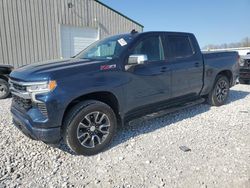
left=60, top=25, right=99, bottom=58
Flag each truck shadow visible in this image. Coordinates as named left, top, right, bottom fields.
left=56, top=89, right=249, bottom=155
left=109, top=89, right=249, bottom=152
left=225, top=89, right=250, bottom=104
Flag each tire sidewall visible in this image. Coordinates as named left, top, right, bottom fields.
left=211, top=76, right=230, bottom=106
left=64, top=101, right=117, bottom=155
left=0, top=79, right=10, bottom=99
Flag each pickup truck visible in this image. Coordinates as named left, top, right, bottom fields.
left=0, top=65, right=13, bottom=99
left=239, top=55, right=250, bottom=84
left=9, top=31, right=239, bottom=155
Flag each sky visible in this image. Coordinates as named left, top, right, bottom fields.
left=100, top=0, right=250, bottom=48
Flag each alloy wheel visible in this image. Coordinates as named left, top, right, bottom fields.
left=77, top=111, right=110, bottom=148
left=0, top=84, right=8, bottom=98
left=215, top=80, right=228, bottom=103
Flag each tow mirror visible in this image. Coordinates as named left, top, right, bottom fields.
left=125, top=54, right=148, bottom=71
left=128, top=54, right=148, bottom=65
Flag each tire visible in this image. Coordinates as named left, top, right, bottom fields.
left=62, top=100, right=117, bottom=156
left=0, top=78, right=10, bottom=99
left=207, top=75, right=230, bottom=106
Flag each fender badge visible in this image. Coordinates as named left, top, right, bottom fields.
left=100, top=64, right=117, bottom=70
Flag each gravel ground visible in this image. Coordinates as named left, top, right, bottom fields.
left=0, top=84, right=250, bottom=188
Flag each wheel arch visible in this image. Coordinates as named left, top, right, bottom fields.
left=217, top=70, right=233, bottom=86
left=62, top=91, right=121, bottom=126
left=0, top=75, right=9, bottom=82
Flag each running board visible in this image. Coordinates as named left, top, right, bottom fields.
left=128, top=98, right=205, bottom=123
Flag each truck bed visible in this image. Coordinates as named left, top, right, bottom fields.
left=200, top=51, right=239, bottom=95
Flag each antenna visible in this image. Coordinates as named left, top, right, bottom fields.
left=131, top=29, right=138, bottom=34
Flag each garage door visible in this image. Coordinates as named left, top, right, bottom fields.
left=60, top=25, right=99, bottom=58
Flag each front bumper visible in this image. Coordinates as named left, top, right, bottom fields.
left=11, top=107, right=61, bottom=143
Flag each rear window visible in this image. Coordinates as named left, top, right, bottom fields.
left=167, top=35, right=194, bottom=58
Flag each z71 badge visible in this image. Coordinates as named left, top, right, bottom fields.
left=100, top=64, right=117, bottom=70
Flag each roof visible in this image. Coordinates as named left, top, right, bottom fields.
left=141, top=31, right=194, bottom=35
left=107, top=31, right=194, bottom=38
left=94, top=0, right=144, bottom=28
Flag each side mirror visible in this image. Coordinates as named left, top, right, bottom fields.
left=128, top=54, right=148, bottom=65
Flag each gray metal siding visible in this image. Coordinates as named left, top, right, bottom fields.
left=0, top=0, right=143, bottom=68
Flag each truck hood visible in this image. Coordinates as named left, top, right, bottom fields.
left=10, top=58, right=108, bottom=82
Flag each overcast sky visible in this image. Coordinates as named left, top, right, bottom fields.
left=100, top=0, right=250, bottom=48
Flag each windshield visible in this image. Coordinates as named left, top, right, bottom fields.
left=75, top=34, right=134, bottom=60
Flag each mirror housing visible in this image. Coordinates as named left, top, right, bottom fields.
left=128, top=54, right=148, bottom=65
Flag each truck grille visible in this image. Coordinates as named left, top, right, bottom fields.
left=12, top=83, right=27, bottom=92
left=10, top=79, right=49, bottom=118
left=12, top=95, right=32, bottom=110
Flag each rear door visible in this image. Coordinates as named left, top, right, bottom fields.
left=124, top=34, right=171, bottom=113
left=165, top=34, right=203, bottom=99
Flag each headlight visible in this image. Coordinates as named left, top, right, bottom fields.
left=26, top=80, right=57, bottom=93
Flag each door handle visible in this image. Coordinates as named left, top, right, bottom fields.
left=160, top=66, right=170, bottom=72
left=194, top=62, right=200, bottom=67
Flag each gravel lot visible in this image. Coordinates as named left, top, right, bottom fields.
left=0, top=84, right=250, bottom=188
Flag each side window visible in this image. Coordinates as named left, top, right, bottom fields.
left=131, top=35, right=165, bottom=62
left=167, top=36, right=194, bottom=58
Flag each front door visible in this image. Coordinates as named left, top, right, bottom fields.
left=124, top=34, right=171, bottom=114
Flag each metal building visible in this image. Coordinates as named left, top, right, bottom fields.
left=0, top=0, right=143, bottom=68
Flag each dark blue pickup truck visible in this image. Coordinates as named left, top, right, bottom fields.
left=9, top=31, right=239, bottom=155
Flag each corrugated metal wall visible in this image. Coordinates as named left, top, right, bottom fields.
left=0, top=0, right=143, bottom=67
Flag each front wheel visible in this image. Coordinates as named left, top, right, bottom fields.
left=63, top=100, right=117, bottom=156
left=207, top=75, right=230, bottom=106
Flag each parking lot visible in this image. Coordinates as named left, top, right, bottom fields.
left=0, top=84, right=249, bottom=188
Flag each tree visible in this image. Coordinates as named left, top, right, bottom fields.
left=241, top=37, right=250, bottom=47
left=202, top=37, right=250, bottom=50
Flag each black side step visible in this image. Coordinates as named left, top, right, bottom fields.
left=128, top=98, right=205, bottom=123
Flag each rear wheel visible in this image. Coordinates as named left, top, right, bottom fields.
left=0, top=78, right=10, bottom=99
left=63, top=100, right=117, bottom=155
left=207, top=75, right=230, bottom=106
